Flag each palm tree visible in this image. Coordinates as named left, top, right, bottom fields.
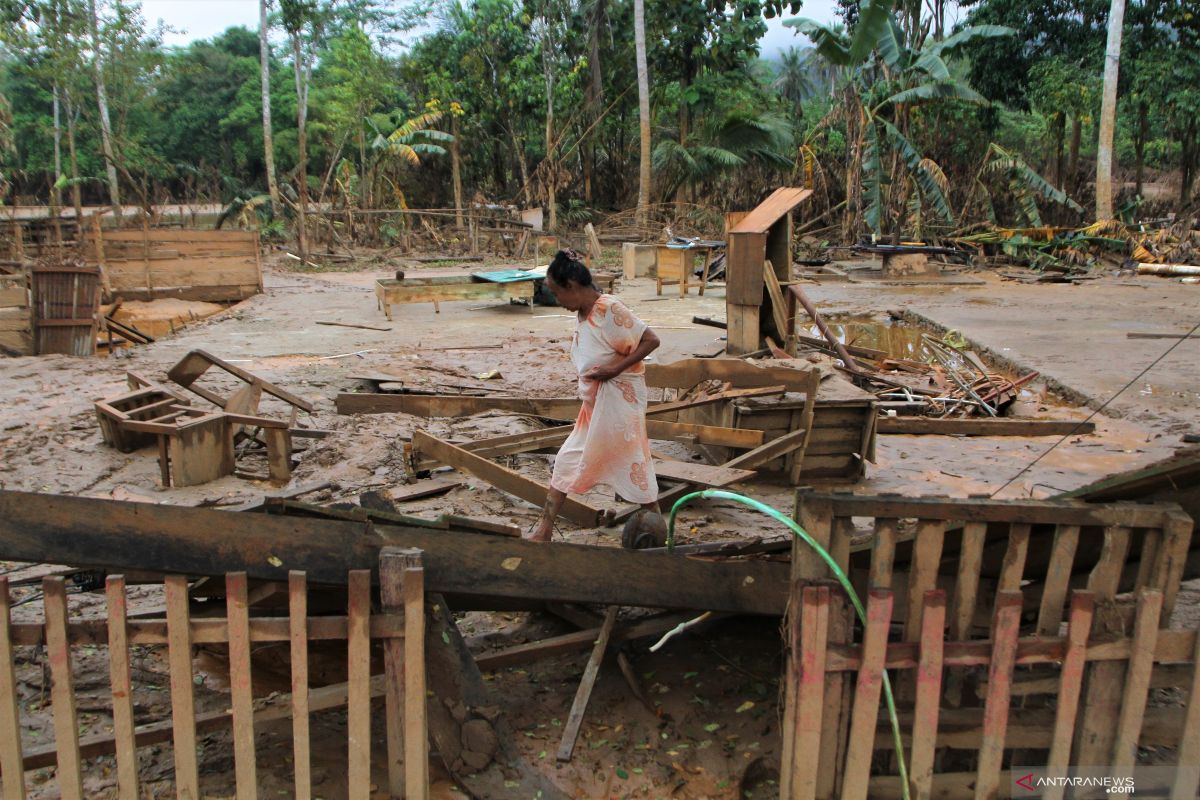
left=773, top=47, right=814, bottom=114
left=369, top=109, right=453, bottom=207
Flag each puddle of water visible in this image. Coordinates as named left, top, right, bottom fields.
left=800, top=316, right=941, bottom=362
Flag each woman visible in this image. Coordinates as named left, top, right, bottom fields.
left=526, top=250, right=661, bottom=542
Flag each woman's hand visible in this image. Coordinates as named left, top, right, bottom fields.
left=583, top=364, right=622, bottom=382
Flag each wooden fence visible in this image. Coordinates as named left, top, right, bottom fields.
left=782, top=494, right=1196, bottom=799
left=0, top=548, right=428, bottom=800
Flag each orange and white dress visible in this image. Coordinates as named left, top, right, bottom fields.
left=549, top=295, right=659, bottom=505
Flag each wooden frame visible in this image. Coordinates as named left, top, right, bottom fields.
left=0, top=554, right=428, bottom=799
left=168, top=349, right=314, bottom=414
left=375, top=275, right=535, bottom=318
left=654, top=245, right=716, bottom=297
left=781, top=493, right=1195, bottom=799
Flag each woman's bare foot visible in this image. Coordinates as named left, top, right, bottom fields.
left=523, top=520, right=554, bottom=542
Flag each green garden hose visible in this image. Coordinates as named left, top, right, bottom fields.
left=667, top=490, right=911, bottom=800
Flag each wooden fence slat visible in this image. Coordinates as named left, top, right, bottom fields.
left=402, top=557, right=428, bottom=799
left=1075, top=526, right=1133, bottom=767
left=43, top=577, right=83, bottom=800
left=1171, top=618, right=1200, bottom=800
left=794, top=496, right=834, bottom=580
left=839, top=590, right=894, bottom=800
left=905, top=521, right=946, bottom=644
left=105, top=576, right=139, bottom=800
left=165, top=574, right=200, bottom=798
left=226, top=573, right=258, bottom=800
left=869, top=518, right=898, bottom=590
left=973, top=591, right=1022, bottom=800
left=381, top=548, right=429, bottom=799
left=1043, top=592, right=1095, bottom=800
left=831, top=516, right=854, bottom=573
left=790, top=585, right=830, bottom=800
left=0, top=578, right=26, bottom=800
left=818, top=592, right=854, bottom=799
left=1133, top=528, right=1161, bottom=592
left=347, top=569, right=372, bottom=799
left=1036, top=525, right=1080, bottom=636
left=1158, top=514, right=1193, bottom=621
left=909, top=591, right=946, bottom=800
left=288, top=572, right=311, bottom=800
left=780, top=585, right=802, bottom=800
left=996, top=522, right=1031, bottom=592
left=1110, top=590, right=1163, bottom=770
left=950, top=521, right=987, bottom=641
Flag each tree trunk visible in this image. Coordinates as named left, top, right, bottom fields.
left=63, top=88, right=84, bottom=224
left=634, top=0, right=651, bottom=227
left=1095, top=0, right=1126, bottom=221
left=676, top=71, right=690, bottom=213
left=451, top=113, right=464, bottom=230
left=543, top=42, right=557, bottom=232
left=842, top=90, right=862, bottom=243
left=1067, top=114, right=1082, bottom=191
left=584, top=0, right=605, bottom=207
left=89, top=0, right=122, bottom=220
left=1134, top=104, right=1147, bottom=197
left=1181, top=123, right=1197, bottom=206
left=51, top=83, right=63, bottom=244
left=260, top=0, right=280, bottom=212
left=291, top=34, right=310, bottom=264
left=1049, top=114, right=1065, bottom=189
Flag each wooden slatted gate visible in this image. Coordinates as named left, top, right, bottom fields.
left=783, top=494, right=1196, bottom=800
left=0, top=547, right=428, bottom=799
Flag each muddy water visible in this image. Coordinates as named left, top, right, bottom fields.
left=800, top=315, right=947, bottom=362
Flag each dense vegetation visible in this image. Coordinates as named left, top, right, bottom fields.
left=1, top=0, right=1198, bottom=244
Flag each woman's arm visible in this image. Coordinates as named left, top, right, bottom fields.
left=583, top=328, right=660, bottom=381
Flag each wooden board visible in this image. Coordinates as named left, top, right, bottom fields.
left=0, top=492, right=789, bottom=614
left=652, top=459, right=756, bottom=487
left=877, top=417, right=1096, bottom=436
left=337, top=393, right=581, bottom=420
left=728, top=188, right=813, bottom=234
left=645, top=358, right=818, bottom=392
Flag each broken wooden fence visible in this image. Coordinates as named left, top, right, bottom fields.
left=0, top=548, right=428, bottom=800
left=782, top=494, right=1195, bottom=799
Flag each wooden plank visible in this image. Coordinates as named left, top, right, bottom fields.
left=839, top=590, right=894, bottom=800
left=165, top=575, right=200, bottom=797
left=725, top=303, right=761, bottom=354
left=104, top=577, right=138, bottom=800
left=763, top=260, right=790, bottom=342
left=729, top=187, right=813, bottom=234
left=412, top=431, right=607, bottom=527
left=338, top=393, right=582, bottom=419
left=794, top=495, right=834, bottom=580
left=909, top=591, right=946, bottom=800
left=904, top=521, right=946, bottom=645
left=388, top=476, right=463, bottom=502
left=43, top=578, right=84, bottom=800
left=475, top=612, right=695, bottom=671
left=347, top=570, right=371, bottom=799
left=877, top=417, right=1096, bottom=436
left=869, top=518, right=898, bottom=590
left=805, top=493, right=1174, bottom=528
left=973, top=591, right=1022, bottom=800
left=790, top=585, right=830, bottom=800
left=1171, top=620, right=1200, bottom=800
left=997, top=522, right=1031, bottom=592
left=168, top=350, right=314, bottom=413
left=1044, top=592, right=1095, bottom=800
left=288, top=572, right=311, bottom=800
left=818, top=592, right=853, bottom=798
left=724, top=427, right=810, bottom=470
left=0, top=490, right=788, bottom=615
left=647, top=419, right=764, bottom=449
left=645, top=358, right=816, bottom=392
left=226, top=573, right=258, bottom=800
left=1036, top=524, right=1081, bottom=636
left=0, top=579, right=25, bottom=800
left=950, top=522, right=987, bottom=640
left=1110, top=590, right=1163, bottom=771
left=652, top=459, right=755, bottom=487
left=557, top=606, right=619, bottom=762
left=402, top=556, right=428, bottom=799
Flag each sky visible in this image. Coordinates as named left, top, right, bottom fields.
left=140, top=0, right=841, bottom=54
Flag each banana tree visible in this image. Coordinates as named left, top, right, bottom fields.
left=785, top=2, right=1012, bottom=239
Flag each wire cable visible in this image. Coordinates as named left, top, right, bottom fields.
left=988, top=316, right=1200, bottom=499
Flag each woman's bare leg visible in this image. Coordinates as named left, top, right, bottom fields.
left=526, top=488, right=568, bottom=542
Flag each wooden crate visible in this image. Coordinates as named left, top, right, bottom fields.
left=94, top=386, right=188, bottom=452
left=30, top=266, right=100, bottom=356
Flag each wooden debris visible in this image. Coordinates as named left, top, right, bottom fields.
left=876, top=417, right=1096, bottom=436
left=557, top=607, right=619, bottom=762
left=316, top=320, right=393, bottom=332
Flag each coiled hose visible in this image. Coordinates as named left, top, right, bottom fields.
left=666, top=489, right=911, bottom=800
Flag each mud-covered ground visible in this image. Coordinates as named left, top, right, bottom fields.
left=0, top=251, right=1196, bottom=798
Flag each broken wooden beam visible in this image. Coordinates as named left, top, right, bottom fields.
left=557, top=606, right=619, bottom=762
left=0, top=492, right=788, bottom=614
left=412, top=431, right=609, bottom=528
left=876, top=417, right=1096, bottom=436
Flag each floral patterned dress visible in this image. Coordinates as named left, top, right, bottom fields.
left=548, top=295, right=659, bottom=505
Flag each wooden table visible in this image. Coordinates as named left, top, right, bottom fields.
left=655, top=245, right=720, bottom=297
left=375, top=276, right=536, bottom=318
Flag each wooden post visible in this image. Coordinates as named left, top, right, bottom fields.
left=1036, top=524, right=1081, bottom=636
left=288, top=572, right=312, bottom=800
left=0, top=578, right=26, bottom=800
left=43, top=577, right=84, bottom=800
left=1110, top=590, right=1163, bottom=771
left=1171, top=621, right=1200, bottom=800
left=165, top=575, right=200, bottom=797
left=226, top=573, right=258, bottom=800
left=973, top=591, right=1022, bottom=800
left=105, top=576, right=139, bottom=800
left=347, top=570, right=372, bottom=799
left=381, top=548, right=429, bottom=800
left=787, top=584, right=830, bottom=800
